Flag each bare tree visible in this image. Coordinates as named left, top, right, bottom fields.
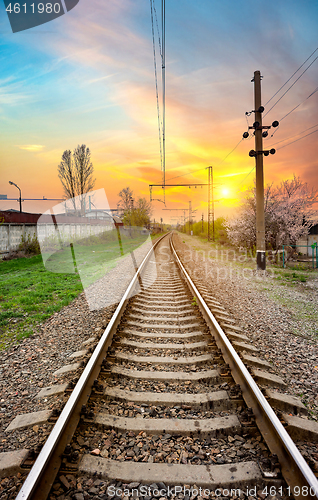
left=118, top=187, right=134, bottom=212
left=58, top=150, right=76, bottom=210
left=118, top=187, right=152, bottom=227
left=58, top=145, right=95, bottom=214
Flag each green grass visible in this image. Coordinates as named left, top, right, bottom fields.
left=0, top=231, right=165, bottom=350
left=273, top=268, right=309, bottom=285
left=0, top=254, right=83, bottom=349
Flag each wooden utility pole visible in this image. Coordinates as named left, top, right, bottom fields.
left=245, top=73, right=278, bottom=270
left=253, top=71, right=266, bottom=270
left=201, top=213, right=204, bottom=232
left=189, top=201, right=192, bottom=234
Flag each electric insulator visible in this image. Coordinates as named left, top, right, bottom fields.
left=262, top=131, right=268, bottom=138
left=243, top=131, right=249, bottom=139
left=270, top=148, right=276, bottom=155
left=253, top=121, right=260, bottom=128
left=264, top=151, right=269, bottom=156
left=249, top=150, right=256, bottom=157
left=272, top=120, right=279, bottom=128
left=258, top=106, right=264, bottom=113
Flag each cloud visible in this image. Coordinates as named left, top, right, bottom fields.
left=219, top=171, right=250, bottom=178
left=16, top=144, right=45, bottom=151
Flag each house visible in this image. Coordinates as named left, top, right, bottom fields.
left=296, top=223, right=318, bottom=257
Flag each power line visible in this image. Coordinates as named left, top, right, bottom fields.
left=153, top=0, right=162, bottom=58
left=166, top=137, right=244, bottom=183
left=218, top=138, right=243, bottom=165
left=238, top=166, right=255, bottom=187
left=150, top=0, right=163, bottom=174
left=269, top=85, right=318, bottom=139
left=264, top=53, right=318, bottom=117
left=279, top=86, right=318, bottom=123
left=276, top=128, right=318, bottom=151
left=264, top=47, right=318, bottom=107
left=165, top=167, right=206, bottom=183
left=269, top=122, right=318, bottom=147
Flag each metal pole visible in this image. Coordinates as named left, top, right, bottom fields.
left=201, top=213, right=204, bottom=233
left=162, top=0, right=165, bottom=187
left=254, top=71, right=266, bottom=270
left=9, top=181, right=22, bottom=212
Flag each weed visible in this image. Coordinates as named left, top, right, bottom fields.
left=18, top=233, right=40, bottom=255
left=191, top=296, right=197, bottom=306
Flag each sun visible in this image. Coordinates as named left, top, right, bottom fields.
left=222, top=188, right=229, bottom=197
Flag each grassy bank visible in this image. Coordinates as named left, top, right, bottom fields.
left=0, top=255, right=83, bottom=349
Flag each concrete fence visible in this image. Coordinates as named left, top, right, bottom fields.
left=0, top=224, right=38, bottom=253
left=0, top=222, right=113, bottom=253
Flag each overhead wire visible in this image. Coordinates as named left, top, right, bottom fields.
left=150, top=0, right=163, bottom=174
left=269, top=85, right=318, bottom=139
left=264, top=47, right=318, bottom=107
left=217, top=138, right=243, bottom=165
left=235, top=51, right=318, bottom=192
left=165, top=137, right=244, bottom=184
left=264, top=53, right=318, bottom=117
left=238, top=166, right=255, bottom=187
left=165, top=167, right=207, bottom=183
left=269, top=122, right=318, bottom=148
left=276, top=128, right=318, bottom=151
left=153, top=0, right=162, bottom=58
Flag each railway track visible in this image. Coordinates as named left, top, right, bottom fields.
left=3, top=232, right=318, bottom=499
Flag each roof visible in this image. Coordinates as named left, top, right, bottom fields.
left=0, top=211, right=42, bottom=224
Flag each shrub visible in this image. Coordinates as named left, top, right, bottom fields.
left=18, top=234, right=41, bottom=255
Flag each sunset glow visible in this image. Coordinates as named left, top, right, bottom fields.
left=0, top=1, right=317, bottom=222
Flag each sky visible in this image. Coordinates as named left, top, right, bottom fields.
left=0, top=0, right=318, bottom=224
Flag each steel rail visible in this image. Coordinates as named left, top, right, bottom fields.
left=17, top=232, right=169, bottom=500
left=170, top=234, right=318, bottom=500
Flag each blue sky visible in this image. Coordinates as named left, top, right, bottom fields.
left=0, top=0, right=318, bottom=220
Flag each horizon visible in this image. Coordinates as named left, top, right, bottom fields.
left=1, top=0, right=318, bottom=225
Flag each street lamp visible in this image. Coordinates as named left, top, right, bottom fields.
left=9, top=181, right=22, bottom=212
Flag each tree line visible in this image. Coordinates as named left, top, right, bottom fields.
left=226, top=175, right=318, bottom=251
left=57, top=146, right=316, bottom=244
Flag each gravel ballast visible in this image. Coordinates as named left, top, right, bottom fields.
left=173, top=233, right=318, bottom=420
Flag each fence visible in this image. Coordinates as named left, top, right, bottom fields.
left=0, top=224, right=38, bottom=253
left=282, top=244, right=318, bottom=269
left=0, top=221, right=113, bottom=254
